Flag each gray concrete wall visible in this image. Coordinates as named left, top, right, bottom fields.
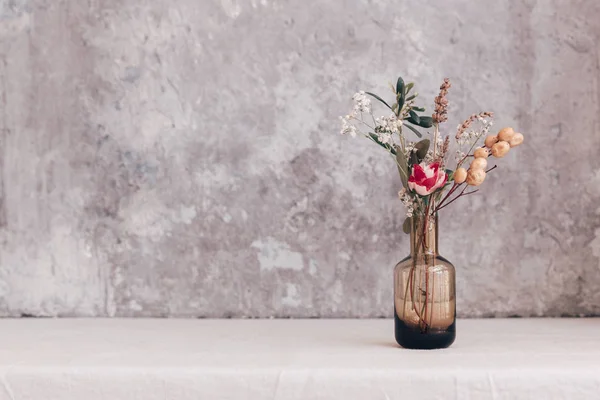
left=0, top=0, right=599, bottom=317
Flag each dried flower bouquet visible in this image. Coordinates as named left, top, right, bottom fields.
left=339, top=76, right=525, bottom=336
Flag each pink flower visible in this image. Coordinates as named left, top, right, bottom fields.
left=408, top=162, right=448, bottom=196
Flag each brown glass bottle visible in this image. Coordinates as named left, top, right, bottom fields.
left=394, top=215, right=456, bottom=349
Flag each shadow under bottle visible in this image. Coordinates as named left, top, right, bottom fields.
left=394, top=215, right=456, bottom=349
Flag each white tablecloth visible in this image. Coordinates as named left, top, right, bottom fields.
left=0, top=319, right=598, bottom=399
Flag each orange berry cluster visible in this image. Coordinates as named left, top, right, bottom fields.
left=454, top=127, right=524, bottom=186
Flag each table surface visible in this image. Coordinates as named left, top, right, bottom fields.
left=0, top=318, right=598, bottom=399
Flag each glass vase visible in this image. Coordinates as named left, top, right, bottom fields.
left=394, top=214, right=456, bottom=349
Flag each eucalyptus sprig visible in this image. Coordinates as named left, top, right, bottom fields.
left=366, top=76, right=433, bottom=139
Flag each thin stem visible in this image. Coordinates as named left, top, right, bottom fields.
left=422, top=201, right=431, bottom=254
left=398, top=126, right=405, bottom=153
left=401, top=263, right=411, bottom=320
left=407, top=220, right=429, bottom=328
left=436, top=187, right=479, bottom=211
left=427, top=199, right=435, bottom=331
left=429, top=266, right=435, bottom=328
left=433, top=166, right=498, bottom=213
left=457, top=140, right=486, bottom=170
left=434, top=183, right=461, bottom=212
left=354, top=116, right=408, bottom=182
left=421, top=203, right=435, bottom=333
left=363, top=134, right=398, bottom=166
left=455, top=117, right=494, bottom=170
left=415, top=206, right=434, bottom=333
left=408, top=265, right=426, bottom=324
left=353, top=114, right=375, bottom=131
left=422, top=220, right=429, bottom=332
left=433, top=123, right=439, bottom=160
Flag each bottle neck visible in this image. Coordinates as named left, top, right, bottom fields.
left=409, top=214, right=439, bottom=256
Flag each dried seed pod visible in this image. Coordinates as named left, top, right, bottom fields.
left=509, top=132, right=524, bottom=147
left=497, top=127, right=515, bottom=142
left=466, top=169, right=486, bottom=186
left=484, top=135, right=498, bottom=148
left=473, top=147, right=489, bottom=159
left=454, top=167, right=467, bottom=184
left=491, top=141, right=510, bottom=158
left=470, top=157, right=488, bottom=170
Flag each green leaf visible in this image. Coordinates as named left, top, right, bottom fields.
left=415, top=139, right=430, bottom=162
left=404, top=82, right=414, bottom=95
left=402, top=217, right=412, bottom=234
left=412, top=106, right=425, bottom=112
left=405, top=94, right=417, bottom=101
left=417, top=116, right=433, bottom=128
left=392, top=103, right=398, bottom=112
left=368, top=133, right=397, bottom=155
left=406, top=115, right=420, bottom=126
left=364, top=92, right=392, bottom=111
left=395, top=146, right=409, bottom=188
left=396, top=77, right=405, bottom=96
left=409, top=110, right=421, bottom=124
left=403, top=123, right=422, bottom=138
left=396, top=77, right=405, bottom=115
left=409, top=151, right=419, bottom=166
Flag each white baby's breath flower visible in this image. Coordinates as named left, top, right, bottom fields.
left=436, top=135, right=444, bottom=147
left=352, top=91, right=371, bottom=114
left=398, top=187, right=416, bottom=218
left=403, top=142, right=417, bottom=158
left=339, top=116, right=357, bottom=137
left=375, top=113, right=399, bottom=136
left=423, top=149, right=435, bottom=163
left=377, top=132, right=392, bottom=144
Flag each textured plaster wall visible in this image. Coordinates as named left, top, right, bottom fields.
left=0, top=0, right=599, bottom=317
